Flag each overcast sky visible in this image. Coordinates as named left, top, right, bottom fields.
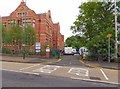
left=0, top=0, right=87, bottom=41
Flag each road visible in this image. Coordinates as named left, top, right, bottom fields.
left=1, top=55, right=119, bottom=87
left=52, top=55, right=86, bottom=67
left=2, top=70, right=117, bottom=87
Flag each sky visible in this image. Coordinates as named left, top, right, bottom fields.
left=0, top=0, right=87, bottom=41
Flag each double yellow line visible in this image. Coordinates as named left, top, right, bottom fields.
left=41, top=58, right=62, bottom=65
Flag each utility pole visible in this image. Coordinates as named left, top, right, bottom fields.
left=0, top=15, right=2, bottom=52
left=23, top=0, right=26, bottom=59
left=108, top=37, right=110, bottom=62
left=107, top=34, right=112, bottom=63
left=114, top=0, right=118, bottom=61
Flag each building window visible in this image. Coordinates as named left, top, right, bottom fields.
left=8, top=20, right=10, bottom=24
left=23, top=12, right=27, bottom=17
left=33, top=19, right=35, bottom=23
left=13, top=19, right=16, bottom=24
left=18, top=13, right=22, bottom=17
left=33, top=23, right=35, bottom=27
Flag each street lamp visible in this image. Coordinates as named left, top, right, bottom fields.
left=107, top=34, right=112, bottom=62
left=23, top=0, right=26, bottom=60
left=114, top=0, right=118, bottom=61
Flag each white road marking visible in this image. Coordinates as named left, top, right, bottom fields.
left=33, top=65, right=61, bottom=73
left=100, top=69, right=109, bottom=80
left=71, top=77, right=119, bottom=85
left=76, top=73, right=79, bottom=75
left=68, top=68, right=89, bottom=76
left=2, top=68, right=118, bottom=85
left=19, top=64, right=40, bottom=70
left=68, top=68, right=73, bottom=73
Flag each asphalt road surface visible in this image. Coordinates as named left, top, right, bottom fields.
left=2, top=70, right=118, bottom=87
left=52, top=55, right=86, bottom=67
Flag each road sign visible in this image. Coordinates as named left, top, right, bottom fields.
left=107, top=34, right=112, bottom=38
left=35, top=42, right=41, bottom=52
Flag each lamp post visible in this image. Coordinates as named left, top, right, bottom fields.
left=107, top=34, right=112, bottom=63
left=38, top=19, right=41, bottom=42
left=23, top=0, right=26, bottom=59
left=114, top=0, right=118, bottom=60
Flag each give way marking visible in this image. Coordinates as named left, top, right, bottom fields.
left=33, top=65, right=61, bottom=73
left=68, top=68, right=89, bottom=76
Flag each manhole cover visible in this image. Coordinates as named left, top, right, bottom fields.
left=90, top=77, right=101, bottom=80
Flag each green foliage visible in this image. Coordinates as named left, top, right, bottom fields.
left=40, top=50, right=46, bottom=56
left=28, top=51, right=36, bottom=55
left=8, top=24, right=23, bottom=45
left=42, top=42, right=53, bottom=50
left=65, top=35, right=86, bottom=49
left=24, top=24, right=36, bottom=46
left=71, top=1, right=116, bottom=60
left=117, top=1, right=120, bottom=23
left=2, top=23, right=36, bottom=47
left=2, top=48, right=12, bottom=54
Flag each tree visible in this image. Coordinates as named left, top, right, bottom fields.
left=8, top=24, right=23, bottom=50
left=1, top=24, right=7, bottom=45
left=25, top=24, right=36, bottom=46
left=2, top=23, right=36, bottom=51
left=71, top=1, right=115, bottom=60
left=116, top=1, right=120, bottom=26
left=0, top=22, right=2, bottom=50
left=65, top=35, right=86, bottom=49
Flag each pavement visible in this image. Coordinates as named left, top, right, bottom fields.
left=1, top=56, right=60, bottom=64
left=1, top=55, right=120, bottom=70
left=80, top=60, right=120, bottom=70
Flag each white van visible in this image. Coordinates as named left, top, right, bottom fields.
left=64, top=47, right=73, bottom=55
left=79, top=47, right=88, bottom=55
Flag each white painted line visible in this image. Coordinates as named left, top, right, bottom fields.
left=2, top=69, right=39, bottom=75
left=85, top=69, right=89, bottom=76
left=45, top=65, right=61, bottom=68
left=19, top=64, right=40, bottom=70
left=68, top=68, right=73, bottom=73
left=76, top=73, right=79, bottom=75
left=68, top=68, right=89, bottom=76
left=47, top=72, right=51, bottom=73
left=100, top=69, right=109, bottom=80
left=33, top=65, right=61, bottom=74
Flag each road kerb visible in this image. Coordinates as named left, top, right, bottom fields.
left=79, top=59, right=120, bottom=71
left=1, top=58, right=62, bottom=65
left=71, top=77, right=120, bottom=85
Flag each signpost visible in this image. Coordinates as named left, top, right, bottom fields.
left=46, top=45, right=50, bottom=59
left=107, top=34, right=112, bottom=63
left=35, top=42, right=41, bottom=52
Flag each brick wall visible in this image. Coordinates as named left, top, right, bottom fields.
left=1, top=1, right=64, bottom=51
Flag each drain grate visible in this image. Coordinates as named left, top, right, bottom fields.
left=90, top=77, right=101, bottom=80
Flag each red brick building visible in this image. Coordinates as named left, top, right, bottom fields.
left=1, top=1, right=64, bottom=51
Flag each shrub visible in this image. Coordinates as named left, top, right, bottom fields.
left=2, top=48, right=12, bottom=54
left=40, top=50, right=46, bottom=56
left=50, top=50, right=56, bottom=58
left=28, top=51, right=35, bottom=55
